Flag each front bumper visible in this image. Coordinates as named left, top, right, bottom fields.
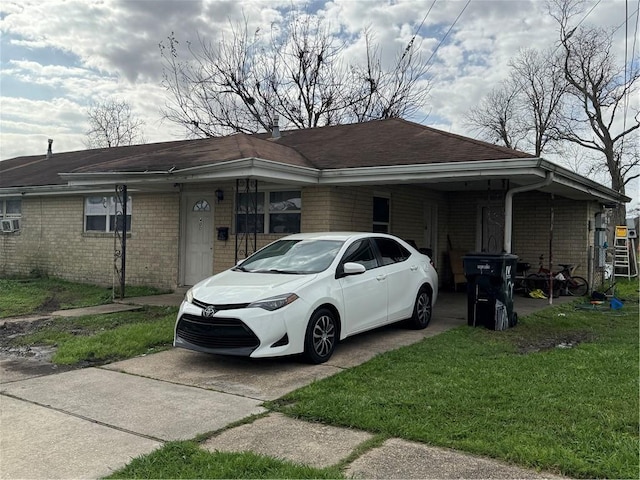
left=174, top=298, right=310, bottom=358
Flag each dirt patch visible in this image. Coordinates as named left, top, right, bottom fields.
left=515, top=331, right=597, bottom=354
left=36, top=296, right=61, bottom=313
left=0, top=317, right=78, bottom=379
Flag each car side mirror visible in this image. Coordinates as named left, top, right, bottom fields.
left=342, top=262, right=366, bottom=276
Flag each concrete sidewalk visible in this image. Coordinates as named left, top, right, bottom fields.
left=1, top=292, right=571, bottom=479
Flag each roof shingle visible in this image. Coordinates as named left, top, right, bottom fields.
left=0, top=118, right=534, bottom=189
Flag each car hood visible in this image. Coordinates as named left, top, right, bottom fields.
left=191, top=269, right=319, bottom=304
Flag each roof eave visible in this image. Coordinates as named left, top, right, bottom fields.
left=59, top=157, right=320, bottom=187
left=318, top=157, right=629, bottom=204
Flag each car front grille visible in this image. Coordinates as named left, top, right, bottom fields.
left=176, top=314, right=259, bottom=349
left=192, top=298, right=250, bottom=310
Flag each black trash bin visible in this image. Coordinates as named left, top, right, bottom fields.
left=463, top=253, right=518, bottom=330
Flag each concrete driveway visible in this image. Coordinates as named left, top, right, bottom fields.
left=0, top=292, right=573, bottom=479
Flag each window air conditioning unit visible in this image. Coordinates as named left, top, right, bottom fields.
left=1, top=218, right=20, bottom=233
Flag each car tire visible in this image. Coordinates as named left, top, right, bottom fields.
left=410, top=287, right=432, bottom=329
left=303, top=308, right=337, bottom=364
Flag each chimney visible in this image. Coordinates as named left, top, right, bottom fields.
left=46, top=139, right=53, bottom=159
left=271, top=115, right=280, bottom=139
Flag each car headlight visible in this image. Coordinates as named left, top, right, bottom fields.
left=248, top=293, right=299, bottom=311
left=184, top=288, right=194, bottom=304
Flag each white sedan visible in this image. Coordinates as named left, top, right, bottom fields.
left=174, top=232, right=438, bottom=363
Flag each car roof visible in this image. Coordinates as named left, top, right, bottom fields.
left=280, top=232, right=403, bottom=242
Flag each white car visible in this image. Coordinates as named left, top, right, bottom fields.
left=174, top=232, right=438, bottom=363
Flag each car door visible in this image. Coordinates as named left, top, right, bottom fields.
left=372, top=237, right=418, bottom=323
left=337, top=238, right=388, bottom=335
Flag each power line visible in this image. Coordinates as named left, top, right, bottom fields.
left=423, top=0, right=472, bottom=75
left=400, top=0, right=437, bottom=62
left=573, top=0, right=602, bottom=30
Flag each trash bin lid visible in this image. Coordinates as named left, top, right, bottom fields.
left=463, top=253, right=518, bottom=277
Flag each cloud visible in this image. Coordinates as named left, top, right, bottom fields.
left=0, top=0, right=636, bottom=174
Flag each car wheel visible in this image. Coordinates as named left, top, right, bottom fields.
left=410, top=287, right=432, bottom=329
left=303, top=308, right=337, bottom=364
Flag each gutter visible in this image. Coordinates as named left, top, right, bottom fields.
left=503, top=168, right=554, bottom=254
left=58, top=157, right=320, bottom=186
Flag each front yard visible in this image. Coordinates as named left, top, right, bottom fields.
left=1, top=276, right=638, bottom=479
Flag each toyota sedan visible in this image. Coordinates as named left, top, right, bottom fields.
left=174, top=232, right=438, bottom=363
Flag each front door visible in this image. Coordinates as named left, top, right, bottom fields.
left=477, top=202, right=505, bottom=253
left=184, top=196, right=214, bottom=285
left=423, top=202, right=438, bottom=260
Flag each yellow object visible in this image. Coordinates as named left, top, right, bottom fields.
left=615, top=226, right=628, bottom=238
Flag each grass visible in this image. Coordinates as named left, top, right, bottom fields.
left=266, top=280, right=639, bottom=479
left=8, top=307, right=177, bottom=365
left=0, top=276, right=168, bottom=318
left=4, top=276, right=638, bottom=478
left=105, top=441, right=343, bottom=479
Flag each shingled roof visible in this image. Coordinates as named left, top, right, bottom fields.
left=258, top=118, right=534, bottom=168
left=0, top=118, right=535, bottom=189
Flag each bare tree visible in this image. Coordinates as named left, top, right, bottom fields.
left=466, top=48, right=566, bottom=156
left=85, top=99, right=146, bottom=148
left=550, top=0, right=640, bottom=223
left=159, top=12, right=430, bottom=138
left=348, top=28, right=431, bottom=122
left=509, top=48, right=567, bottom=156
left=466, top=79, right=528, bottom=150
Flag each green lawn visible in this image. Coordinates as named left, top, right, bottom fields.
left=105, top=442, right=343, bottom=479
left=0, top=276, right=167, bottom=318
left=4, top=276, right=637, bottom=478
left=9, top=307, right=178, bottom=365
left=267, top=285, right=639, bottom=479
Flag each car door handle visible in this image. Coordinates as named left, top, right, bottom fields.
left=376, top=274, right=387, bottom=281
left=410, top=265, right=418, bottom=271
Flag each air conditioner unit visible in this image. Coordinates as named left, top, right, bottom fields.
left=1, top=218, right=20, bottom=233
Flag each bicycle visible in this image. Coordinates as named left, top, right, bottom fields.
left=525, top=255, right=589, bottom=298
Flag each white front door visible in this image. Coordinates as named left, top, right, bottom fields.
left=184, top=196, right=214, bottom=285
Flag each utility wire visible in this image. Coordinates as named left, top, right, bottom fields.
left=423, top=0, right=472, bottom=76
left=400, top=0, right=437, bottom=62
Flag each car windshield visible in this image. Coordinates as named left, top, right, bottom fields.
left=237, top=239, right=345, bottom=274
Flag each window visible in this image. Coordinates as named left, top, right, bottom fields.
left=372, top=196, right=389, bottom=233
left=0, top=199, right=22, bottom=233
left=341, top=239, right=379, bottom=271
left=236, top=190, right=301, bottom=234
left=84, top=196, right=132, bottom=233
left=192, top=199, right=211, bottom=212
left=373, top=237, right=410, bottom=265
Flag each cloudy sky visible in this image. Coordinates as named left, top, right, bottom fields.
left=0, top=0, right=637, bottom=203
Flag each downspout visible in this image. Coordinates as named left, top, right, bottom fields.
left=504, top=171, right=554, bottom=254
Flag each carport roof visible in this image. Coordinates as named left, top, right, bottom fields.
left=0, top=118, right=629, bottom=205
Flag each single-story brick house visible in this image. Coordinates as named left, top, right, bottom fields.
left=0, top=118, right=628, bottom=291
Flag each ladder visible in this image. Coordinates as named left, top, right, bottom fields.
left=614, top=226, right=638, bottom=279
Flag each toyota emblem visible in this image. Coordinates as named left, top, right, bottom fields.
left=202, top=305, right=217, bottom=318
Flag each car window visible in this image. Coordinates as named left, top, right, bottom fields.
left=340, top=239, right=379, bottom=270
left=238, top=239, right=344, bottom=273
left=373, top=237, right=411, bottom=265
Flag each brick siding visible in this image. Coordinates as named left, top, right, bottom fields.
left=0, top=183, right=597, bottom=291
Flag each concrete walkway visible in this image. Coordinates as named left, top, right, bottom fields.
left=1, top=292, right=571, bottom=479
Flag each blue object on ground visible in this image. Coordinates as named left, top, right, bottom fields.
left=610, top=297, right=623, bottom=310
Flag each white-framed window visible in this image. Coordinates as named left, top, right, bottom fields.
left=236, top=190, right=301, bottom=234
left=372, top=195, right=390, bottom=233
left=84, top=196, right=132, bottom=233
left=0, top=199, right=22, bottom=233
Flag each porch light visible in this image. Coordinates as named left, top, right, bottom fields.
left=215, top=189, right=224, bottom=202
